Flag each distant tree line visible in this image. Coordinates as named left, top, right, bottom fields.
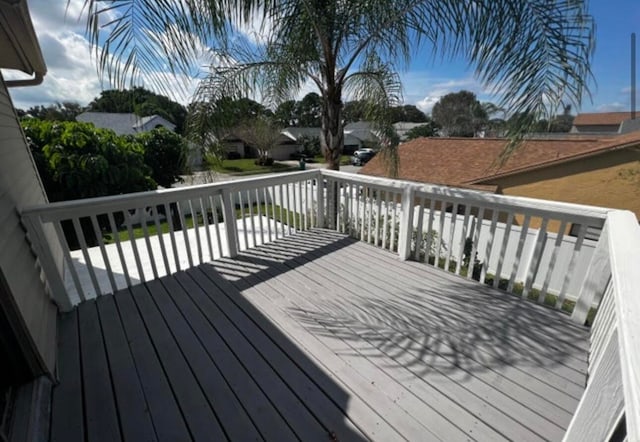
left=430, top=90, right=575, bottom=138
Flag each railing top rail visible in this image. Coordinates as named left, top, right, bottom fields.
left=22, top=169, right=320, bottom=221
left=607, top=210, right=640, bottom=440
left=320, top=170, right=610, bottom=225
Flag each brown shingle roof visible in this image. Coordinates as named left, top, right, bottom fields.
left=359, top=132, right=640, bottom=187
left=573, top=112, right=632, bottom=126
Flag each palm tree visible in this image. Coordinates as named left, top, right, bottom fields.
left=80, top=0, right=595, bottom=173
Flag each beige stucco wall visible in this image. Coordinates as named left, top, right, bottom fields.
left=489, top=148, right=640, bottom=230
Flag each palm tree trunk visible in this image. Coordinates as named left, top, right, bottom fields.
left=321, top=92, right=344, bottom=171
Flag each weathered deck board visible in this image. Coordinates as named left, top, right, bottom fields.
left=77, top=301, right=121, bottom=442
left=49, top=310, right=83, bottom=442
left=113, top=288, right=192, bottom=441
left=128, top=284, right=227, bottom=441
left=95, top=295, right=156, bottom=441
left=51, top=229, right=590, bottom=441
left=157, top=275, right=299, bottom=441
left=207, top=238, right=573, bottom=440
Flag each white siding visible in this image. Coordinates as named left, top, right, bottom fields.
left=0, top=73, right=57, bottom=374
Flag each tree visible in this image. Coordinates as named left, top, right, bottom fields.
left=405, top=120, right=439, bottom=140
left=20, top=102, right=85, bottom=121
left=342, top=101, right=367, bottom=125
left=274, top=100, right=298, bottom=127
left=88, top=87, right=188, bottom=133
left=22, top=119, right=155, bottom=202
left=549, top=104, right=575, bottom=133
left=389, top=105, right=428, bottom=123
left=295, top=93, right=323, bottom=127
left=233, top=117, right=282, bottom=165
left=432, top=91, right=489, bottom=137
left=81, top=0, right=595, bottom=173
left=136, top=128, right=188, bottom=188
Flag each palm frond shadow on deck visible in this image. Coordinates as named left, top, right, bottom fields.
left=209, top=229, right=587, bottom=388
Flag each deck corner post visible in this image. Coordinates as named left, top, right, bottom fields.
left=21, top=213, right=73, bottom=311
left=221, top=188, right=239, bottom=257
left=571, top=223, right=611, bottom=325
left=397, top=185, right=416, bottom=260
left=316, top=171, right=325, bottom=228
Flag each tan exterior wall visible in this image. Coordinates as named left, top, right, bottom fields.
left=489, top=149, right=640, bottom=230
left=0, top=73, right=57, bottom=375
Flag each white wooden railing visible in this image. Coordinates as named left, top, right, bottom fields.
left=563, top=210, right=640, bottom=442
left=21, top=169, right=639, bottom=439
left=22, top=170, right=322, bottom=310
left=322, top=170, right=609, bottom=314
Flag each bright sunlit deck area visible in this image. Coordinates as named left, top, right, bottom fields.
left=50, top=229, right=589, bottom=441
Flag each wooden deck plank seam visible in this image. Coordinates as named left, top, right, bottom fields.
left=112, top=288, right=193, bottom=441
left=95, top=296, right=159, bottom=441
left=301, top=229, right=590, bottom=345
left=239, top=235, right=584, bottom=432
left=274, top=235, right=588, bottom=399
left=349, top=237, right=592, bottom=345
left=340, top=241, right=590, bottom=383
left=119, top=288, right=197, bottom=441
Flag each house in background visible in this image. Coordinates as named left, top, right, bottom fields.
left=360, top=133, right=640, bottom=223
left=393, top=122, right=429, bottom=141
left=76, top=112, right=206, bottom=169
left=344, top=121, right=380, bottom=147
left=280, top=127, right=362, bottom=155
left=222, top=126, right=364, bottom=160
left=571, top=111, right=640, bottom=134
left=76, top=112, right=176, bottom=135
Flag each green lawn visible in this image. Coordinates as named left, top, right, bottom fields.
left=213, top=159, right=296, bottom=174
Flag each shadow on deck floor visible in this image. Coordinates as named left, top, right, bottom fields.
left=50, top=229, right=589, bottom=441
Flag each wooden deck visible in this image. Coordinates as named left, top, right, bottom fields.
left=49, top=229, right=590, bottom=441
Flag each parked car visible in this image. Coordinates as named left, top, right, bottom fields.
left=350, top=149, right=376, bottom=166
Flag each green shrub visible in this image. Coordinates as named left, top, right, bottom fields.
left=22, top=119, right=155, bottom=202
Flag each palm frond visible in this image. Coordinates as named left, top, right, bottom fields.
left=78, top=0, right=244, bottom=91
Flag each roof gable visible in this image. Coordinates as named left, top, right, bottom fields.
left=573, top=112, right=633, bottom=126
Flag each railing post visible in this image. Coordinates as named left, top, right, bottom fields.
left=221, top=188, right=239, bottom=258
left=326, top=179, right=338, bottom=231
left=397, top=185, right=416, bottom=260
left=316, top=171, right=325, bottom=228
left=21, top=214, right=73, bottom=311
left=571, top=223, right=611, bottom=325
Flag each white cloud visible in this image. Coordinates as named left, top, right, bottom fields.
left=5, top=29, right=102, bottom=109
left=4, top=2, right=205, bottom=109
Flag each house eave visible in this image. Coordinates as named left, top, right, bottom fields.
left=0, top=0, right=47, bottom=84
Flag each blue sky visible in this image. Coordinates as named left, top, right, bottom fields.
left=5, top=0, right=640, bottom=115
